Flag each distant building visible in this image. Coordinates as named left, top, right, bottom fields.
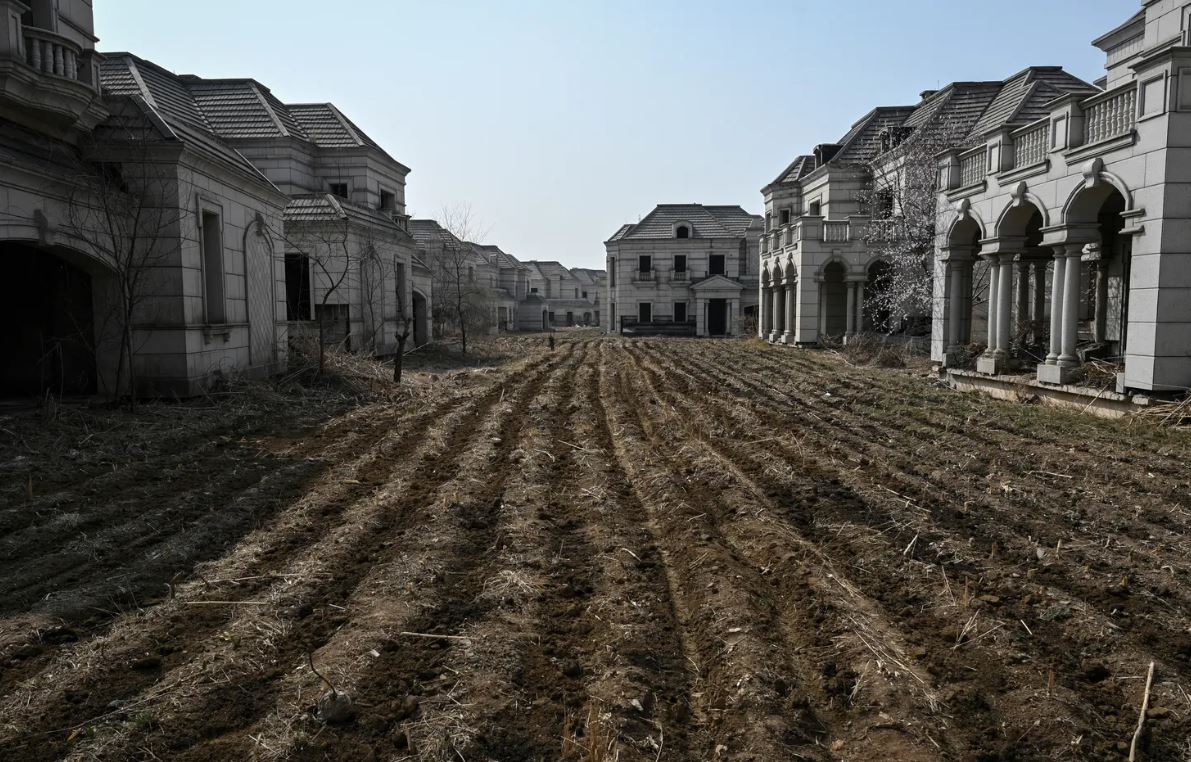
left=605, top=204, right=762, bottom=337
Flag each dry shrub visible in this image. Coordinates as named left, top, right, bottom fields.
left=828, top=334, right=922, bottom=369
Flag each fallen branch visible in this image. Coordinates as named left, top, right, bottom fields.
left=399, top=631, right=473, bottom=642
left=1128, top=661, right=1155, bottom=762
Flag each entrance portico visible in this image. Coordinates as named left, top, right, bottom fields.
left=691, top=275, right=742, bottom=337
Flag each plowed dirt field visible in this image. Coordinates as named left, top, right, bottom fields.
left=2, top=336, right=1190, bottom=761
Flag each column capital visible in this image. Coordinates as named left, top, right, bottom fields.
left=978, top=235, right=1026, bottom=256
left=1039, top=223, right=1097, bottom=250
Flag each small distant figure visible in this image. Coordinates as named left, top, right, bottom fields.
left=548, top=335, right=556, bottom=351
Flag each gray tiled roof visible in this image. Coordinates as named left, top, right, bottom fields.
left=284, top=193, right=400, bottom=228
left=833, top=107, right=917, bottom=163
left=97, top=54, right=271, bottom=184
left=609, top=204, right=761, bottom=242
left=969, top=67, right=1097, bottom=136
left=186, top=79, right=303, bottom=140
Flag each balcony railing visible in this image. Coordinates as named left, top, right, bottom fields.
left=22, top=26, right=84, bottom=81
left=1083, top=83, right=1137, bottom=145
left=1012, top=120, right=1048, bottom=168
left=822, top=220, right=849, bottom=243
left=632, top=269, right=656, bottom=282
left=959, top=148, right=985, bottom=187
left=670, top=270, right=689, bottom=282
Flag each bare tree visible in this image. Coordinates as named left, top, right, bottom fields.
left=62, top=120, right=191, bottom=409
left=857, top=119, right=979, bottom=333
left=433, top=204, right=491, bottom=356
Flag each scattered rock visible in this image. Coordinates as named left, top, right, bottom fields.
left=317, top=689, right=355, bottom=724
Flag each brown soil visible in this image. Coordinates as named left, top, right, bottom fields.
left=2, top=336, right=1190, bottom=761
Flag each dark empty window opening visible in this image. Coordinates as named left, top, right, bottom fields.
left=379, top=190, right=396, bottom=211
left=638, top=255, right=651, bottom=273
left=530, top=287, right=539, bottom=293
left=329, top=182, right=348, bottom=198
left=202, top=211, right=226, bottom=323
left=638, top=303, right=652, bottom=322
left=779, top=209, right=791, bottom=225
left=609, top=258, right=616, bottom=286
left=676, top=225, right=690, bottom=238
left=574, top=288, right=579, bottom=298
left=582, top=290, right=588, bottom=298
left=674, top=255, right=687, bottom=272
left=709, top=254, right=725, bottom=276
left=284, top=253, right=313, bottom=320
left=674, top=302, right=687, bottom=322
left=874, top=188, right=895, bottom=218
left=809, top=200, right=822, bottom=216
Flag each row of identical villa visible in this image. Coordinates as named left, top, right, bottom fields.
left=1, top=0, right=601, bottom=398
left=754, top=0, right=1191, bottom=398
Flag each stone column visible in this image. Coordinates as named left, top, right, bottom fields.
left=1045, top=254, right=1066, bottom=365
left=1058, top=245, right=1082, bottom=367
left=818, top=282, right=828, bottom=337
left=996, top=253, right=1013, bottom=357
left=856, top=282, right=866, bottom=333
left=782, top=282, right=796, bottom=343
left=1015, top=257, right=1030, bottom=340
left=1031, top=259, right=1047, bottom=343
left=770, top=286, right=783, bottom=341
left=985, top=255, right=999, bottom=350
left=759, top=287, right=770, bottom=337
left=947, top=262, right=964, bottom=353
left=1093, top=258, right=1108, bottom=344
left=845, top=282, right=857, bottom=336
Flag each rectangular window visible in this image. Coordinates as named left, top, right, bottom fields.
left=329, top=182, right=348, bottom=198
left=530, top=287, right=538, bottom=293
left=638, top=302, right=652, bottom=322
left=548, top=311, right=556, bottom=323
left=674, top=302, right=687, bottom=322
left=638, top=255, right=651, bottom=273
left=395, top=262, right=407, bottom=315
left=575, top=288, right=579, bottom=298
left=674, top=254, right=687, bottom=272
left=809, top=200, right=822, bottom=216
left=709, top=254, right=725, bottom=276
left=779, top=209, right=791, bottom=225
left=201, top=211, right=226, bottom=323
left=582, top=291, right=588, bottom=298
left=379, top=190, right=396, bottom=211
left=609, top=258, right=616, bottom=287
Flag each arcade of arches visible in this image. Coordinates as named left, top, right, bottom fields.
left=941, top=187, right=1131, bottom=383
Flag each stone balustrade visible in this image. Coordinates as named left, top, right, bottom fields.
left=1012, top=120, right=1048, bottom=168
left=22, top=26, right=82, bottom=81
left=1083, top=83, right=1136, bottom=145
left=822, top=220, right=849, bottom=243
left=959, top=147, right=985, bottom=187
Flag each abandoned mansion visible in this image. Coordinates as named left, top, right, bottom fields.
left=759, top=0, right=1191, bottom=396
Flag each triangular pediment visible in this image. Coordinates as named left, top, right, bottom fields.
left=690, top=274, right=744, bottom=292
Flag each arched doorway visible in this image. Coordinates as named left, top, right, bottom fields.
left=863, top=260, right=893, bottom=332
left=0, top=242, right=102, bottom=396
left=412, top=290, right=429, bottom=347
left=820, top=261, right=847, bottom=337
left=945, top=216, right=983, bottom=351
left=1066, top=185, right=1130, bottom=357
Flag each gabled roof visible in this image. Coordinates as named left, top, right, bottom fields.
left=690, top=274, right=745, bottom=292
left=833, top=106, right=917, bottom=164
left=473, top=244, right=528, bottom=271
left=768, top=155, right=817, bottom=187
left=102, top=52, right=407, bottom=172
left=608, top=204, right=761, bottom=242
left=96, top=54, right=275, bottom=186
left=968, top=67, right=1097, bottom=136
left=284, top=193, right=402, bottom=228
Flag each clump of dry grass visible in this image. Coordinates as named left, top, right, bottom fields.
left=826, top=334, right=923, bottom=369
left=479, top=569, right=541, bottom=607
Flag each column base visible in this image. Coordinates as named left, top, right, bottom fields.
left=976, top=353, right=1011, bottom=375
left=1036, top=362, right=1076, bottom=385
left=779, top=332, right=794, bottom=344
left=767, top=331, right=781, bottom=343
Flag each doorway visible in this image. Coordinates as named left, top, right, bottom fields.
left=707, top=299, right=727, bottom=336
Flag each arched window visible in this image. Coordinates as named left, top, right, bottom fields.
left=676, top=225, right=689, bottom=239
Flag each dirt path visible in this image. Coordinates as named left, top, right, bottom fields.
left=2, top=336, right=1190, bottom=761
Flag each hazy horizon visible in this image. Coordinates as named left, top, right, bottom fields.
left=97, top=0, right=1132, bottom=270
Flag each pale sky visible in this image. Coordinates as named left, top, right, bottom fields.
left=96, top=1, right=1132, bottom=269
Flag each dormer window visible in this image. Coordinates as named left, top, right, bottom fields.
left=676, top=225, right=690, bottom=239
left=329, top=182, right=348, bottom=199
